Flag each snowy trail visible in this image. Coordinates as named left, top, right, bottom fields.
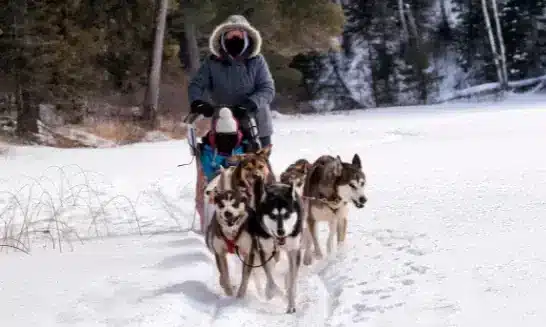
left=184, top=234, right=334, bottom=327
left=2, top=97, right=546, bottom=327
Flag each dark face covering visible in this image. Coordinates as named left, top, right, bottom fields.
left=222, top=29, right=250, bottom=58
left=224, top=36, right=245, bottom=57
left=215, top=133, right=239, bottom=154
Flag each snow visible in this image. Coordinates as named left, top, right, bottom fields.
left=438, top=76, right=546, bottom=102
left=2, top=94, right=546, bottom=326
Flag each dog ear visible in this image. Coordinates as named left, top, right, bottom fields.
left=213, top=193, right=223, bottom=205
left=352, top=153, right=362, bottom=169
left=257, top=144, right=272, bottom=158
left=332, top=155, right=343, bottom=176
left=303, top=161, right=311, bottom=174
left=205, top=186, right=216, bottom=197
left=295, top=159, right=310, bottom=173
left=206, top=187, right=219, bottom=204
left=289, top=181, right=298, bottom=201
left=227, top=154, right=247, bottom=165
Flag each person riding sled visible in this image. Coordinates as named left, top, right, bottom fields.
left=187, top=14, right=276, bottom=232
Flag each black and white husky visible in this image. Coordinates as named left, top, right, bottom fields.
left=238, top=178, right=305, bottom=314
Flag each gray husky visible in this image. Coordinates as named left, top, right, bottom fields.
left=302, top=154, right=367, bottom=265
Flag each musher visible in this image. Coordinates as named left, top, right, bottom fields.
left=186, top=14, right=276, bottom=232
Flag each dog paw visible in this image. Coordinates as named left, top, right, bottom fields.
left=265, top=282, right=283, bottom=300
left=223, top=287, right=234, bottom=297
left=314, top=251, right=324, bottom=260
left=303, top=253, right=313, bottom=266
left=286, top=307, right=296, bottom=314
left=236, top=288, right=246, bottom=298
left=220, top=283, right=235, bottom=296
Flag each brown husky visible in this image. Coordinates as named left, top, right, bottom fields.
left=280, top=158, right=311, bottom=196
left=205, top=145, right=275, bottom=208
left=302, top=154, right=367, bottom=265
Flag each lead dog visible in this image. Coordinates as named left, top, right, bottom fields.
left=205, top=186, right=279, bottom=298
left=302, top=154, right=367, bottom=265
left=205, top=188, right=254, bottom=296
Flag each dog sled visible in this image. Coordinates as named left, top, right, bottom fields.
left=182, top=107, right=369, bottom=314
left=183, top=106, right=263, bottom=233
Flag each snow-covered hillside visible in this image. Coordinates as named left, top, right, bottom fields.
left=1, top=95, right=546, bottom=327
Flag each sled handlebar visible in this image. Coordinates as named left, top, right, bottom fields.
left=183, top=105, right=244, bottom=125
left=183, top=105, right=262, bottom=151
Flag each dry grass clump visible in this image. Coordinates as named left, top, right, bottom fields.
left=83, top=119, right=147, bottom=144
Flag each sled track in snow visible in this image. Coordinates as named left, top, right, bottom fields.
left=208, top=253, right=336, bottom=327
left=175, top=232, right=337, bottom=327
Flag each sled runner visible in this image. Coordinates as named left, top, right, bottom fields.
left=183, top=106, right=263, bottom=233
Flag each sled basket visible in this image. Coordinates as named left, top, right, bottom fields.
left=183, top=108, right=263, bottom=234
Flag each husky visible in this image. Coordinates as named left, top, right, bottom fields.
left=302, top=154, right=367, bottom=266
left=273, top=158, right=311, bottom=264
left=205, top=188, right=254, bottom=296
left=280, top=158, right=311, bottom=196
left=205, top=145, right=275, bottom=208
left=238, top=177, right=305, bottom=314
left=203, top=145, right=275, bottom=229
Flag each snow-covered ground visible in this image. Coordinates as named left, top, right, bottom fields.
left=1, top=94, right=546, bottom=327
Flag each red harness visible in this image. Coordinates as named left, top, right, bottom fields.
left=223, top=235, right=237, bottom=254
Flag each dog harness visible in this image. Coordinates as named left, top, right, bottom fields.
left=220, top=228, right=245, bottom=254
left=223, top=235, right=237, bottom=254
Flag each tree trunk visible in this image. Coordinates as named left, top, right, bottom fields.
left=439, top=0, right=447, bottom=21
left=481, top=0, right=503, bottom=85
left=490, top=0, right=508, bottom=89
left=406, top=4, right=428, bottom=104
left=398, top=0, right=409, bottom=41
left=16, top=84, right=39, bottom=140
left=183, top=16, right=200, bottom=77
left=142, top=0, right=169, bottom=129
left=406, top=5, right=420, bottom=40
left=14, top=0, right=39, bottom=141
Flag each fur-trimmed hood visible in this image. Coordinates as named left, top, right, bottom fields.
left=209, top=15, right=262, bottom=58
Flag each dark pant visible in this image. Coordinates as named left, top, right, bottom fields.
left=239, top=114, right=271, bottom=149
left=259, top=136, right=271, bottom=147
left=243, top=136, right=271, bottom=153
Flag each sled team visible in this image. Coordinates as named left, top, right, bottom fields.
left=186, top=15, right=367, bottom=314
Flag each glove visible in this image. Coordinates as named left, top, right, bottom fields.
left=230, top=99, right=257, bottom=119
left=190, top=100, right=214, bottom=117
left=230, top=105, right=248, bottom=119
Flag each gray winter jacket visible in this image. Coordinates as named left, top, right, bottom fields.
left=187, top=15, right=276, bottom=137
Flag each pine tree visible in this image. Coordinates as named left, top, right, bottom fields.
left=345, top=0, right=399, bottom=106
left=396, top=0, right=439, bottom=104
left=538, top=13, right=546, bottom=74
left=452, top=0, right=498, bottom=85
left=501, top=0, right=546, bottom=80
left=0, top=1, right=103, bottom=138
